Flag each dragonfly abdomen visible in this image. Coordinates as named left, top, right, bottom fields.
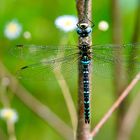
left=81, top=60, right=91, bottom=123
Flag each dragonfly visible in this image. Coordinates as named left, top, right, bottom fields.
left=11, top=22, right=140, bottom=123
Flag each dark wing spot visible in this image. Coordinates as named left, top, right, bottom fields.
left=21, top=66, right=28, bottom=69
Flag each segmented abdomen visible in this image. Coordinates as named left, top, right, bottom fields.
left=82, top=63, right=90, bottom=123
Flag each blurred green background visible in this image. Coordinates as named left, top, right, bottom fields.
left=0, top=0, right=140, bottom=140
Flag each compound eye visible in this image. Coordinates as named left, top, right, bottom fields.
left=76, top=28, right=82, bottom=34
left=86, top=27, right=92, bottom=33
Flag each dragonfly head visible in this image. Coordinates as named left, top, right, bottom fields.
left=76, top=22, right=92, bottom=37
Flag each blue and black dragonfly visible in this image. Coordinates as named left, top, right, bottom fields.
left=11, top=22, right=140, bottom=123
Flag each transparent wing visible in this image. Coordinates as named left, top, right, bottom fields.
left=92, top=43, right=140, bottom=78
left=12, top=43, right=140, bottom=80
left=10, top=44, right=79, bottom=81
left=10, top=44, right=78, bottom=61
left=16, top=52, right=79, bottom=81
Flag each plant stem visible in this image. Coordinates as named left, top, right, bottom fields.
left=111, top=0, right=127, bottom=136
left=0, top=85, right=17, bottom=140
left=128, top=0, right=140, bottom=81
left=53, top=35, right=77, bottom=139
left=90, top=72, right=140, bottom=138
left=76, top=0, right=92, bottom=140
left=0, top=127, right=8, bottom=140
left=117, top=2, right=140, bottom=139
left=117, top=90, right=140, bottom=140
left=131, top=0, right=140, bottom=43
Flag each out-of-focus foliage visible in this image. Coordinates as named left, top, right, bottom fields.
left=0, top=0, right=140, bottom=140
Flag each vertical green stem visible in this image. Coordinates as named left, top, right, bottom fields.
left=111, top=0, right=127, bottom=139
left=128, top=0, right=140, bottom=80
left=117, top=1, right=140, bottom=139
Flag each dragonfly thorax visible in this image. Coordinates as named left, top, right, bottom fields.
left=76, top=22, right=92, bottom=37
left=79, top=42, right=91, bottom=52
left=79, top=44, right=91, bottom=65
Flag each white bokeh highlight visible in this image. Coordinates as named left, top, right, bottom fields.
left=0, top=108, right=18, bottom=123
left=23, top=31, right=31, bottom=39
left=55, top=15, right=78, bottom=32
left=4, top=19, right=22, bottom=40
left=98, top=20, right=109, bottom=31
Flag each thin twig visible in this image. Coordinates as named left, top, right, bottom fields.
left=53, top=35, right=77, bottom=137
left=84, top=0, right=89, bottom=19
left=54, top=68, right=77, bottom=137
left=6, top=121, right=17, bottom=140
left=0, top=62, right=73, bottom=140
left=0, top=82, right=10, bottom=107
left=117, top=91, right=140, bottom=140
left=76, top=0, right=92, bottom=140
left=0, top=78, right=17, bottom=140
left=0, top=127, right=8, bottom=140
left=76, top=0, right=85, bottom=20
left=90, top=72, right=140, bottom=138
